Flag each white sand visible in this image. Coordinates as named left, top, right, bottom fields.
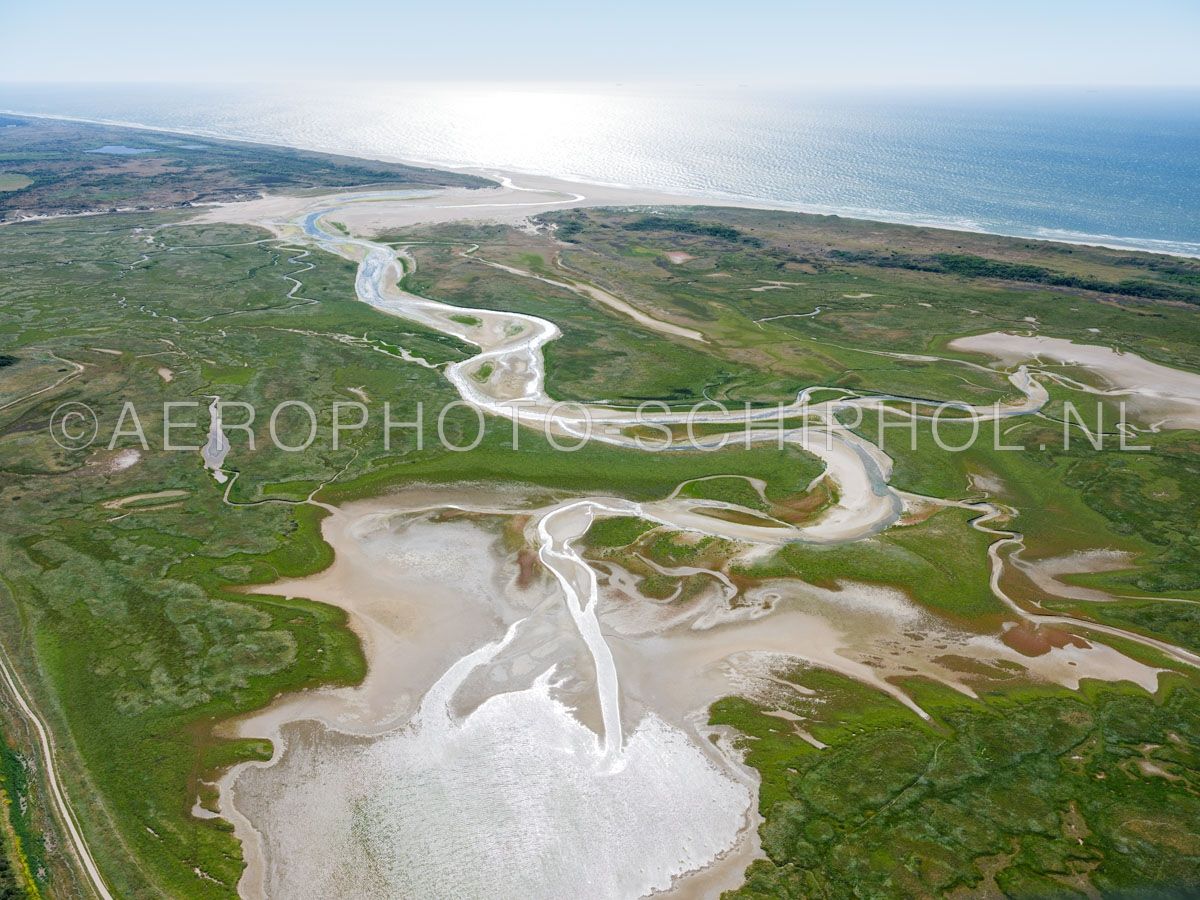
left=91, top=448, right=141, bottom=473
left=199, top=173, right=723, bottom=233
left=101, top=488, right=187, bottom=510
left=950, top=332, right=1200, bottom=429
left=203, top=183, right=1200, bottom=900
left=222, top=498, right=754, bottom=900
left=1012, top=549, right=1136, bottom=602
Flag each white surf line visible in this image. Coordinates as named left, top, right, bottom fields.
left=10, top=109, right=1200, bottom=257
left=0, top=645, right=114, bottom=899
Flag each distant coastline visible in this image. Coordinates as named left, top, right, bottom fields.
left=3, top=103, right=1199, bottom=259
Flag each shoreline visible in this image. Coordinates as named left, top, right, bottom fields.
left=4, top=108, right=1199, bottom=259
left=7, top=84, right=1200, bottom=900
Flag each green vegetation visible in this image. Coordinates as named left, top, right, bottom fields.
left=0, top=208, right=817, bottom=897
left=0, top=116, right=491, bottom=221
left=2, top=135, right=1199, bottom=898
left=582, top=515, right=657, bottom=549
left=0, top=175, right=32, bottom=193
left=849, top=408, right=1200, bottom=645
left=400, top=226, right=1019, bottom=407
left=623, top=214, right=763, bottom=246
left=678, top=475, right=769, bottom=511
left=400, top=238, right=763, bottom=405
left=582, top=519, right=739, bottom=604
left=0, top=213, right=457, bottom=895
left=739, top=507, right=1003, bottom=621
left=320, top=437, right=824, bottom=507
left=831, top=248, right=1200, bottom=305
left=542, top=207, right=1200, bottom=381
left=1057, top=429, right=1200, bottom=595
left=714, top=671, right=1200, bottom=898
left=0, top=743, right=39, bottom=898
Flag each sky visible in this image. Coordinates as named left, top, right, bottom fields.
left=2, top=0, right=1198, bottom=86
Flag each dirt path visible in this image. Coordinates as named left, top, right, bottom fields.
left=0, top=646, right=114, bottom=899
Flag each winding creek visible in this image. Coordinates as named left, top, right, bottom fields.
left=210, top=188, right=1200, bottom=899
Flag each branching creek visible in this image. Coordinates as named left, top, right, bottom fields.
left=208, top=188, right=1200, bottom=899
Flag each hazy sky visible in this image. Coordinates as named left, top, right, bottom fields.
left=3, top=0, right=1198, bottom=86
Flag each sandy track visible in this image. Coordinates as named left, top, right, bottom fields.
left=0, top=646, right=114, bottom=899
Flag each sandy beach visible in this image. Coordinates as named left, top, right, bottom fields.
left=198, top=172, right=750, bottom=233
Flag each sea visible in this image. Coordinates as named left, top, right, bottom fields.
left=2, top=82, right=1198, bottom=255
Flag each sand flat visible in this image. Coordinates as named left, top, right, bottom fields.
left=220, top=493, right=756, bottom=900
left=204, top=187, right=1195, bottom=900
left=950, top=332, right=1200, bottom=428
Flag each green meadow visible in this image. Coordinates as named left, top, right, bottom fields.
left=714, top=671, right=1200, bottom=898
left=1, top=165, right=1199, bottom=896
left=0, top=212, right=828, bottom=896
